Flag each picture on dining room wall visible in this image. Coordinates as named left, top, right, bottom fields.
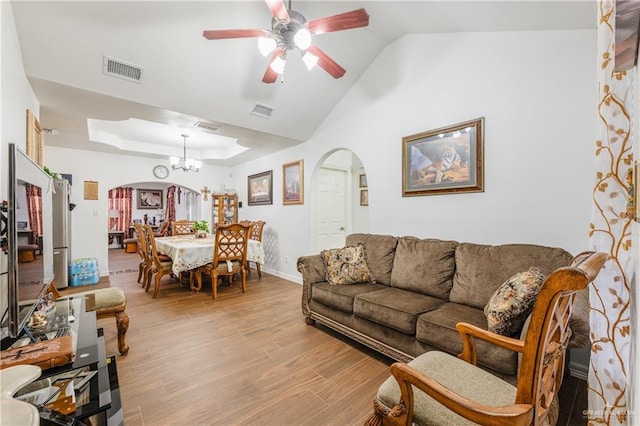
left=248, top=170, right=273, bottom=205
left=402, top=117, right=484, bottom=197
left=137, top=189, right=163, bottom=209
left=282, top=160, right=304, bottom=205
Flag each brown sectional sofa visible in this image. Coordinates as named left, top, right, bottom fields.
left=297, top=233, right=589, bottom=384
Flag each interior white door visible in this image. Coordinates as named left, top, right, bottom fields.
left=317, top=167, right=347, bottom=250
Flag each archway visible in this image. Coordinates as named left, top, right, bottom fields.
left=310, top=149, right=369, bottom=252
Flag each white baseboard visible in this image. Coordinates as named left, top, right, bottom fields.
left=260, top=267, right=301, bottom=284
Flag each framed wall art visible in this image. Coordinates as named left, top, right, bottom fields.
left=248, top=170, right=273, bottom=205
left=360, top=189, right=369, bottom=206
left=402, top=117, right=484, bottom=197
left=359, top=174, right=367, bottom=188
left=282, top=160, right=304, bottom=205
left=137, top=189, right=163, bottom=209
left=26, top=109, right=44, bottom=167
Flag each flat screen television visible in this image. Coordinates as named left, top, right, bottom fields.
left=1, top=143, right=54, bottom=338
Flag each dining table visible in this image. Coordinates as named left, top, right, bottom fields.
left=154, top=234, right=265, bottom=279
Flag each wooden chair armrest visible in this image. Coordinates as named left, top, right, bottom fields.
left=456, top=322, right=525, bottom=365
left=390, top=362, right=533, bottom=426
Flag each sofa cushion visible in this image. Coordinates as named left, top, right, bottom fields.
left=484, top=267, right=546, bottom=337
left=450, top=243, right=572, bottom=309
left=345, top=234, right=399, bottom=285
left=390, top=237, right=458, bottom=299
left=354, top=287, right=445, bottom=335
left=311, top=282, right=387, bottom=313
left=320, top=243, right=376, bottom=285
left=416, top=302, right=518, bottom=376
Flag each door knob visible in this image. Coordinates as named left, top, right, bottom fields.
left=339, top=226, right=345, bottom=231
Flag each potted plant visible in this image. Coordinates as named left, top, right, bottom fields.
left=193, top=220, right=209, bottom=238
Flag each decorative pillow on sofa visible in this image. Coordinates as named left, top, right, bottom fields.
left=484, top=267, right=546, bottom=337
left=320, top=243, right=377, bottom=285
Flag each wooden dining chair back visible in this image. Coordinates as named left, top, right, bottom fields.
left=368, top=251, right=608, bottom=426
left=246, top=220, right=265, bottom=277
left=195, top=223, right=250, bottom=300
left=171, top=220, right=196, bottom=236
left=142, top=224, right=174, bottom=298
left=132, top=223, right=149, bottom=285
left=154, top=220, right=170, bottom=237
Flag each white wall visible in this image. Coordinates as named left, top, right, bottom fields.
left=233, top=29, right=597, bottom=281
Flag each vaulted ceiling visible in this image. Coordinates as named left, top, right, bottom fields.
left=10, top=1, right=596, bottom=166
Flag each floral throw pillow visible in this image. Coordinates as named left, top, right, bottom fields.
left=320, top=243, right=377, bottom=285
left=484, top=267, right=546, bottom=337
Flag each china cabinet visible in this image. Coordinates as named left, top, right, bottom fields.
left=211, top=193, right=238, bottom=225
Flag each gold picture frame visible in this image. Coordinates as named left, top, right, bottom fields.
left=282, top=160, right=304, bottom=205
left=26, top=109, right=44, bottom=167
left=402, top=117, right=484, bottom=196
left=360, top=189, right=369, bottom=206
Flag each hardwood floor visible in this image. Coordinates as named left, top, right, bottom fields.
left=59, top=249, right=588, bottom=425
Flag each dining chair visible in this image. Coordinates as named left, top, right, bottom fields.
left=366, top=251, right=608, bottom=426
left=246, top=220, right=265, bottom=277
left=142, top=224, right=174, bottom=298
left=154, top=220, right=170, bottom=237
left=195, top=222, right=250, bottom=300
left=132, top=223, right=148, bottom=285
left=171, top=220, right=196, bottom=235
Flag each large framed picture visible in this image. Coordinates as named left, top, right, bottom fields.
left=248, top=170, right=273, bottom=205
left=282, top=160, right=304, bottom=205
left=402, top=117, right=484, bottom=197
left=137, top=189, right=163, bottom=209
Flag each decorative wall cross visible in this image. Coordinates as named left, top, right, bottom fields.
left=201, top=186, right=211, bottom=201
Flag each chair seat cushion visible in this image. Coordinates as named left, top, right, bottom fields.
left=81, top=287, right=126, bottom=310
left=377, top=351, right=516, bottom=425
left=201, top=260, right=242, bottom=274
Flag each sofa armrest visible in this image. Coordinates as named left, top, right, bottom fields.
left=456, top=322, right=525, bottom=366
left=297, top=254, right=327, bottom=316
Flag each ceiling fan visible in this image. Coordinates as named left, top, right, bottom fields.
left=202, top=0, right=369, bottom=83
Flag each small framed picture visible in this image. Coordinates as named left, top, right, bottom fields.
left=359, top=174, right=367, bottom=188
left=360, top=189, right=369, bottom=206
left=137, top=189, right=163, bottom=209
left=282, top=160, right=304, bottom=205
left=248, top=170, right=273, bottom=205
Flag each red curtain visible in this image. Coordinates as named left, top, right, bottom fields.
left=108, top=187, right=133, bottom=232
left=166, top=186, right=176, bottom=226
left=25, top=184, right=42, bottom=243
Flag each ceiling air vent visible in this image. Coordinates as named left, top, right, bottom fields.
left=102, top=55, right=143, bottom=83
left=194, top=121, right=221, bottom=132
left=250, top=103, right=274, bottom=119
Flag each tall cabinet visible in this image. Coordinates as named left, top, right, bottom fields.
left=211, top=193, right=238, bottom=226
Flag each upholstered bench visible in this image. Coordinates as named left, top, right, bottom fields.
left=18, top=244, right=39, bottom=262
left=82, top=287, right=130, bottom=355
left=123, top=238, right=137, bottom=253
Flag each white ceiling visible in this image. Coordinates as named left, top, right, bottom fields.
left=10, top=0, right=596, bottom=166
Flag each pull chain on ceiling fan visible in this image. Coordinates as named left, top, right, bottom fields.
left=202, top=0, right=369, bottom=83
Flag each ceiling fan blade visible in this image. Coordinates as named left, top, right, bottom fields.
left=262, top=48, right=286, bottom=84
left=307, top=8, right=369, bottom=35
left=265, top=0, right=290, bottom=22
left=202, top=29, right=269, bottom=40
left=307, top=45, right=346, bottom=79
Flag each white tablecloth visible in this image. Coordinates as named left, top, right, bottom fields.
left=155, top=235, right=264, bottom=277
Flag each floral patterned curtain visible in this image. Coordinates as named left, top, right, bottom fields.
left=108, top=187, right=133, bottom=232
left=166, top=186, right=176, bottom=227
left=25, top=183, right=42, bottom=243
left=590, top=2, right=634, bottom=423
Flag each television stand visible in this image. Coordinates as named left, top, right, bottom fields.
left=0, top=295, right=123, bottom=425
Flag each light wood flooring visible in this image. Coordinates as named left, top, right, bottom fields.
left=58, top=249, right=588, bottom=425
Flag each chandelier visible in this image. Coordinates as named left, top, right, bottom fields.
left=170, top=134, right=202, bottom=173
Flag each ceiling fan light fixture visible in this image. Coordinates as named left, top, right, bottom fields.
left=270, top=55, right=286, bottom=74
left=293, top=28, right=312, bottom=50
left=258, top=36, right=277, bottom=56
left=302, top=51, right=318, bottom=70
